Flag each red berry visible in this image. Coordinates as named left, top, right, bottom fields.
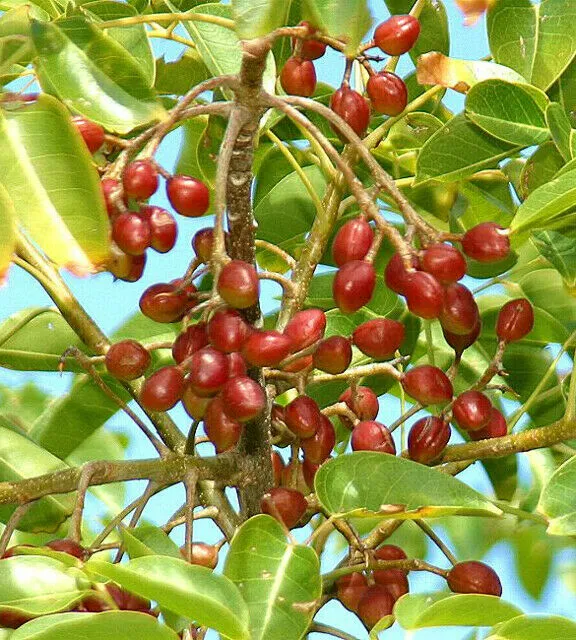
left=302, top=457, right=320, bottom=490
left=242, top=330, right=293, bottom=367
left=374, top=14, right=421, bottom=55
left=461, top=222, right=510, bottom=263
left=408, top=416, right=451, bottom=464
left=284, top=308, right=326, bottom=350
left=353, top=318, right=405, bottom=360
left=336, top=572, right=369, bottom=612
left=192, top=227, right=216, bottom=262
left=384, top=253, right=419, bottom=295
left=112, top=212, right=151, bottom=256
left=282, top=355, right=313, bottom=373
left=46, top=538, right=86, bottom=560
left=301, top=414, right=336, bottom=464
left=453, top=390, right=492, bottom=432
left=106, top=583, right=152, bottom=612
left=186, top=347, right=230, bottom=397
left=77, top=592, right=112, bottom=612
left=280, top=57, right=317, bottom=97
left=366, top=71, right=407, bottom=116
left=140, top=205, right=177, bottom=253
left=105, top=339, right=151, bottom=381
left=123, top=160, right=158, bottom=200
left=332, top=218, right=374, bottom=266
left=204, top=396, right=242, bottom=452
left=272, top=451, right=285, bottom=485
left=403, top=271, right=444, bottom=319
left=187, top=543, right=219, bottom=569
left=402, top=365, right=453, bottom=405
left=443, top=320, right=481, bottom=355
left=439, top=283, right=480, bottom=335
left=0, top=610, right=32, bottom=629
left=330, top=86, right=371, bottom=139
left=284, top=395, right=322, bottom=439
left=101, top=178, right=122, bottom=218
left=172, top=323, right=209, bottom=364
left=167, top=175, right=210, bottom=217
left=182, top=385, right=211, bottom=420
left=421, top=244, right=466, bottom=284
left=447, top=561, right=502, bottom=596
left=496, top=298, right=534, bottom=342
left=357, top=584, right=395, bottom=628
left=72, top=116, right=104, bottom=153
left=333, top=260, right=376, bottom=313
left=261, top=487, right=307, bottom=529
left=120, top=253, right=146, bottom=282
left=339, top=386, right=379, bottom=428
left=470, top=407, right=507, bottom=441
left=207, top=308, right=251, bottom=353
left=372, top=569, right=409, bottom=602
left=220, top=376, right=266, bottom=422
left=374, top=545, right=407, bottom=575
left=218, top=260, right=259, bottom=309
left=139, top=282, right=188, bottom=323
left=313, top=335, right=352, bottom=374
left=227, top=352, right=248, bottom=377
left=351, top=420, right=396, bottom=454
left=292, top=22, right=327, bottom=60
left=140, top=366, right=185, bottom=411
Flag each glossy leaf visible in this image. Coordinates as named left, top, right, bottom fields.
left=546, top=101, right=573, bottom=161
left=155, top=50, right=209, bottom=96
left=232, top=0, right=291, bottom=39
left=11, top=611, right=180, bottom=639
left=485, top=615, right=576, bottom=640
left=120, top=524, right=183, bottom=559
left=548, top=54, right=576, bottom=128
left=224, top=515, right=322, bottom=640
left=32, top=19, right=165, bottom=133
left=0, top=94, right=110, bottom=273
left=531, top=230, right=576, bottom=289
left=519, top=141, right=565, bottom=199
left=466, top=80, right=549, bottom=146
left=513, top=525, right=553, bottom=599
left=487, top=0, right=576, bottom=91
left=538, top=455, right=576, bottom=535
left=394, top=593, right=521, bottom=629
left=86, top=556, right=250, bottom=640
left=314, top=452, right=501, bottom=518
left=0, top=381, right=50, bottom=431
left=0, top=184, right=16, bottom=284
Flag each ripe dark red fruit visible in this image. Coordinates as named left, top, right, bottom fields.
left=339, top=386, right=379, bottom=428
left=496, top=298, right=534, bottom=343
left=72, top=116, right=104, bottom=153
left=261, top=487, right=307, bottom=529
left=313, top=335, right=352, bottom=374
left=106, top=583, right=152, bottom=612
left=227, top=352, right=247, bottom=377
left=77, top=592, right=112, bottom=613
left=470, top=407, right=507, bottom=441
left=336, top=572, right=369, bottom=612
left=374, top=14, right=421, bottom=55
left=272, top=451, right=285, bottom=485
left=353, top=318, right=405, bottom=360
left=140, top=366, right=185, bottom=411
left=101, top=178, right=121, bottom=218
left=461, top=222, right=510, bottom=263
left=282, top=355, right=313, bottom=373
left=192, top=227, right=216, bottom=262
left=366, top=71, right=407, bottom=116
left=112, top=212, right=151, bottom=256
left=330, top=86, right=371, bottom=139
left=281, top=461, right=309, bottom=495
left=218, top=260, right=259, bottom=309
left=332, top=217, right=374, bottom=266
left=280, top=57, right=317, bottom=97
left=447, top=561, right=502, bottom=596
left=439, top=283, right=480, bottom=335
left=302, top=457, right=320, bottom=490
left=421, top=244, right=466, bottom=284
left=374, top=545, right=407, bottom=576
left=333, top=260, right=376, bottom=313
left=408, top=416, right=451, bottom=464
left=172, top=323, right=209, bottom=364
left=284, top=308, right=326, bottom=350
left=140, top=282, right=188, bottom=323
left=46, top=538, right=86, bottom=560
left=121, top=253, right=146, bottom=282
left=443, top=320, right=481, bottom=355
left=207, top=308, right=250, bottom=353
left=372, top=569, right=409, bottom=602
left=0, top=610, right=32, bottom=629
left=452, top=390, right=492, bottom=432
left=105, top=339, right=151, bottom=381
left=140, top=205, right=177, bottom=253
left=182, top=385, right=211, bottom=420
left=351, top=421, right=396, bottom=454
left=301, top=414, right=336, bottom=464
left=204, top=396, right=242, bottom=452
left=186, top=347, right=230, bottom=396
left=123, top=160, right=158, bottom=200
left=292, top=22, right=327, bottom=60
left=242, top=330, right=293, bottom=367
left=167, top=175, right=210, bottom=217
left=403, top=271, right=444, bottom=319
left=187, top=543, right=218, bottom=569
left=402, top=365, right=453, bottom=405
left=284, top=395, right=322, bottom=439
left=357, top=584, right=395, bottom=628
left=220, top=377, right=266, bottom=422
left=384, top=253, right=419, bottom=295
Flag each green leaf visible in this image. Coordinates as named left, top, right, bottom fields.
left=531, top=230, right=576, bottom=289
left=465, top=80, right=549, bottom=146
left=302, top=0, right=372, bottom=55
left=224, top=515, right=322, bottom=640
left=232, top=0, right=291, bottom=39
left=11, top=611, right=180, bottom=639
left=387, top=112, right=444, bottom=150
left=0, top=556, right=84, bottom=616
left=519, top=141, right=565, bottom=199
left=314, top=452, right=502, bottom=518
left=394, top=593, right=522, bottom=629
left=510, top=168, right=576, bottom=236
left=0, top=94, right=110, bottom=273
left=546, top=101, right=573, bottom=161
left=86, top=556, right=250, bottom=640
left=513, top=525, right=553, bottom=599
left=0, top=382, right=50, bottom=432
left=0, top=183, right=16, bottom=283
left=485, top=615, right=576, bottom=640
left=120, top=524, right=183, bottom=559
left=32, top=19, right=165, bottom=133
left=416, top=113, right=520, bottom=184
left=538, top=455, right=576, bottom=535
left=548, top=53, right=576, bottom=128
left=487, top=0, right=576, bottom=91
left=155, top=51, right=209, bottom=96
